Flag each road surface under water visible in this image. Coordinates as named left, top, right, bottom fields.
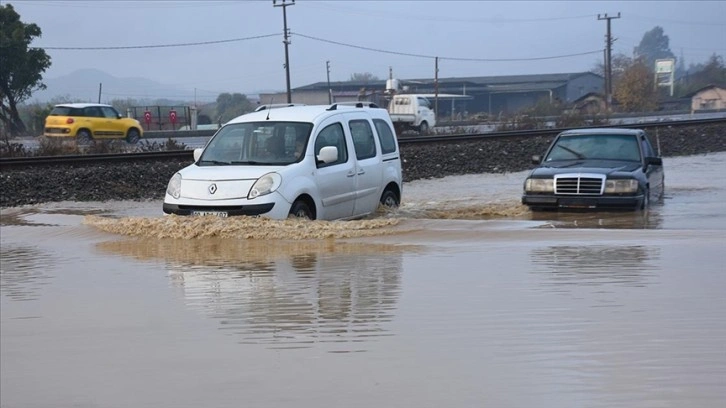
left=2, top=153, right=725, bottom=408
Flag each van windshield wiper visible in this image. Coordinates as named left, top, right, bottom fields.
left=199, top=159, right=232, bottom=165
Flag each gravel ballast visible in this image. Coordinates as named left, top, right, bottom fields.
left=1, top=124, right=724, bottom=208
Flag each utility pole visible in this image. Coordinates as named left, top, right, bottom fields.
left=598, top=12, right=620, bottom=112
left=434, top=57, right=439, bottom=124
left=326, top=60, right=332, bottom=104
left=98, top=83, right=102, bottom=103
left=273, top=0, right=294, bottom=103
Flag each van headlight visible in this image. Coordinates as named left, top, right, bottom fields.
left=604, top=179, right=638, bottom=194
left=525, top=178, right=554, bottom=193
left=166, top=173, right=182, bottom=199
left=248, top=172, right=282, bottom=199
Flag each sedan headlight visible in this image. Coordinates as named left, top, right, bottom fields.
left=248, top=172, right=282, bottom=199
left=525, top=178, right=554, bottom=193
left=604, top=179, right=638, bottom=194
left=166, top=173, right=182, bottom=199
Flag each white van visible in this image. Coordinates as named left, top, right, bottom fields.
left=162, top=103, right=403, bottom=220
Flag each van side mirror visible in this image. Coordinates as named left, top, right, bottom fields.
left=317, top=146, right=338, bottom=163
left=532, top=155, right=542, bottom=165
left=193, top=148, right=203, bottom=162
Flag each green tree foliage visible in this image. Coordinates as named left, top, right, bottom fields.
left=633, top=26, right=675, bottom=71
left=215, top=93, right=255, bottom=123
left=349, top=72, right=380, bottom=83
left=0, top=4, right=51, bottom=136
left=613, top=59, right=657, bottom=112
left=676, top=54, right=726, bottom=96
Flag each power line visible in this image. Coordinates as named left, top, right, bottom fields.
left=37, top=34, right=279, bottom=50
left=293, top=32, right=602, bottom=62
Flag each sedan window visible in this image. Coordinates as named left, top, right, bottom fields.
left=546, top=134, right=641, bottom=162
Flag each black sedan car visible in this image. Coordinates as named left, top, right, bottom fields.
left=522, top=128, right=664, bottom=211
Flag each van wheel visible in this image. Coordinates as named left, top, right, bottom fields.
left=379, top=189, right=399, bottom=208
left=126, top=128, right=141, bottom=144
left=289, top=200, right=314, bottom=220
left=418, top=121, right=429, bottom=134
left=77, top=129, right=92, bottom=145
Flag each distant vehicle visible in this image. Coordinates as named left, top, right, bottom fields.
left=178, top=124, right=221, bottom=131
left=387, top=94, right=436, bottom=134
left=43, top=103, right=143, bottom=144
left=163, top=103, right=403, bottom=220
left=521, top=128, right=665, bottom=211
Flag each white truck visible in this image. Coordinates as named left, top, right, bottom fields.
left=386, top=94, right=436, bottom=134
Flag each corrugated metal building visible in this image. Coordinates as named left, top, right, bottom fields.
left=261, top=72, right=604, bottom=118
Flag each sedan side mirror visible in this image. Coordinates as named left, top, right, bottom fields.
left=645, top=156, right=663, bottom=166
left=531, top=155, right=542, bottom=165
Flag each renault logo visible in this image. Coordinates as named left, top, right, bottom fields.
left=208, top=183, right=217, bottom=194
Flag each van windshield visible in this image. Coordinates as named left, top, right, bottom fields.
left=198, top=121, right=313, bottom=166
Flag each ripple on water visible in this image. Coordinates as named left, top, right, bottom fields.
left=0, top=245, right=54, bottom=302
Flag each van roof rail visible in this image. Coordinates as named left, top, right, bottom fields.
left=255, top=103, right=305, bottom=112
left=326, top=102, right=380, bottom=111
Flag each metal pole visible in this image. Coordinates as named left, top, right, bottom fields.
left=274, top=0, right=295, bottom=103
left=434, top=57, right=439, bottom=124
left=326, top=60, right=332, bottom=104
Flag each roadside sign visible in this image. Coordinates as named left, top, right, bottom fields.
left=143, top=111, right=151, bottom=126
left=169, top=110, right=177, bottom=125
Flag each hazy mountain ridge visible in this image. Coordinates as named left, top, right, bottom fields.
left=29, top=69, right=261, bottom=105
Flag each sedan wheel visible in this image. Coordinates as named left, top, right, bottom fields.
left=640, top=188, right=650, bottom=210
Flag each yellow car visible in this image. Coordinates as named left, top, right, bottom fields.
left=43, top=103, right=143, bottom=144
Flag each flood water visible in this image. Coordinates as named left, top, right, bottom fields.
left=2, top=152, right=725, bottom=408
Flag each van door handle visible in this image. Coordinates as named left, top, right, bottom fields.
left=347, top=171, right=356, bottom=177
left=357, top=169, right=365, bottom=175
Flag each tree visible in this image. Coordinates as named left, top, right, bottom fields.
left=215, top=93, right=255, bottom=123
left=677, top=53, right=726, bottom=95
left=592, top=52, right=633, bottom=86
left=0, top=4, right=51, bottom=136
left=633, top=26, right=675, bottom=72
left=349, top=72, right=379, bottom=83
left=613, top=58, right=657, bottom=112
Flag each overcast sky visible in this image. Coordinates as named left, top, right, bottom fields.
left=9, top=0, right=726, bottom=102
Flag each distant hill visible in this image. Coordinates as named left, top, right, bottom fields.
left=27, top=69, right=217, bottom=105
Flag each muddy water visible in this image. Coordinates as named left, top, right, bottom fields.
left=2, top=153, right=725, bottom=408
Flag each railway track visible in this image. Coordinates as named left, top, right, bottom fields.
left=2, top=117, right=724, bottom=170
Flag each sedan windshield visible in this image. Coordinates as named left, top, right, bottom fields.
left=199, top=121, right=313, bottom=166
left=544, top=134, right=641, bottom=162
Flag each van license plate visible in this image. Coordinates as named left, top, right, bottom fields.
left=191, top=211, right=228, bottom=218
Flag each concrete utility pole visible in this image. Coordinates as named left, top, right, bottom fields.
left=326, top=60, right=332, bottom=104
left=273, top=0, right=295, bottom=103
left=598, top=12, right=620, bottom=112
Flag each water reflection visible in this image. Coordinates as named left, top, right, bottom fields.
left=529, top=207, right=664, bottom=229
left=530, top=245, right=659, bottom=288
left=96, top=238, right=421, bottom=351
left=0, top=245, right=53, bottom=301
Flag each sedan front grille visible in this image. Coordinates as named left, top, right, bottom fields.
left=555, top=174, right=605, bottom=195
